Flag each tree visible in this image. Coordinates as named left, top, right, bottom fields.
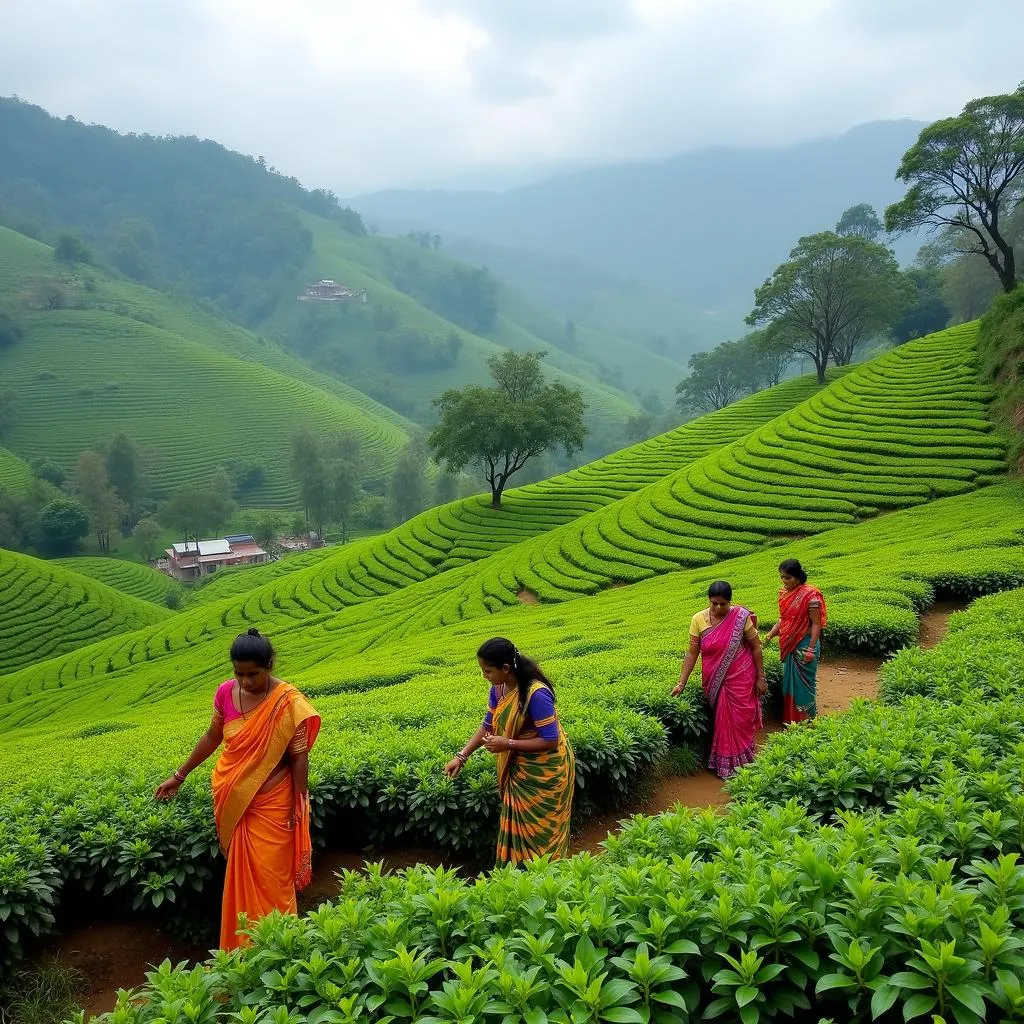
left=748, top=329, right=792, bottom=387
left=159, top=475, right=234, bottom=548
left=72, top=451, right=124, bottom=553
left=290, top=427, right=329, bottom=537
left=37, top=497, right=89, bottom=555
left=105, top=432, right=142, bottom=522
left=330, top=458, right=361, bottom=544
left=391, top=439, right=428, bottom=524
left=0, top=307, right=24, bottom=349
left=30, top=458, right=65, bottom=488
left=885, top=84, right=1024, bottom=293
left=53, top=230, right=92, bottom=266
left=836, top=203, right=884, bottom=241
left=747, top=232, right=913, bottom=383
left=429, top=350, right=587, bottom=508
left=238, top=510, right=282, bottom=555
left=0, top=391, right=15, bottom=439
left=134, top=516, right=162, bottom=562
left=434, top=469, right=461, bottom=506
left=675, top=340, right=753, bottom=413
left=891, top=267, right=951, bottom=343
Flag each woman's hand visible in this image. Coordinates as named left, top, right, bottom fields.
left=802, top=649, right=815, bottom=663
left=444, top=757, right=464, bottom=778
left=482, top=733, right=511, bottom=754
left=756, top=676, right=768, bottom=696
left=154, top=777, right=182, bottom=801
left=671, top=681, right=686, bottom=697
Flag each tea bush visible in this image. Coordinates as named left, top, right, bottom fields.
left=4, top=325, right=997, bottom=710
left=65, top=589, right=1024, bottom=1023
left=55, top=556, right=179, bottom=604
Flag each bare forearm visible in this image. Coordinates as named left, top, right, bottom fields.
left=177, top=731, right=219, bottom=777
left=461, top=724, right=488, bottom=758
left=507, top=736, right=559, bottom=754
left=677, top=652, right=698, bottom=686
left=292, top=751, right=309, bottom=797
left=750, top=641, right=765, bottom=678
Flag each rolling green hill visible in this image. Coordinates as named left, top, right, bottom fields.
left=0, top=226, right=412, bottom=499
left=54, top=556, right=178, bottom=604
left=0, top=445, right=31, bottom=493
left=0, top=547, right=171, bottom=675
left=0, top=322, right=1003, bottom=722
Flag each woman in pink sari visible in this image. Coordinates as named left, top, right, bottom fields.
left=672, top=581, right=767, bottom=779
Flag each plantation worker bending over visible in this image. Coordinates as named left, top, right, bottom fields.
left=154, top=628, right=320, bottom=950
left=445, top=637, right=575, bottom=865
left=672, top=581, right=767, bottom=779
left=763, top=558, right=827, bottom=724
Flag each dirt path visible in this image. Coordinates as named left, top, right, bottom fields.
left=36, top=604, right=964, bottom=1018
left=571, top=604, right=961, bottom=853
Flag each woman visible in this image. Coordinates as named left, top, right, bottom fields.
left=154, top=628, right=320, bottom=950
left=764, top=558, right=827, bottom=724
left=445, top=637, right=575, bottom=865
left=672, top=581, right=767, bottom=779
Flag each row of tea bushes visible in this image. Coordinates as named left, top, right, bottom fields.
left=74, top=592, right=1024, bottom=1023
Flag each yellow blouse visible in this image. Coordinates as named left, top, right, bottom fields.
left=689, top=608, right=758, bottom=641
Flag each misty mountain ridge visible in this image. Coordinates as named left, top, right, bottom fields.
left=352, top=119, right=929, bottom=333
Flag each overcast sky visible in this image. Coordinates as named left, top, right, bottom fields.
left=1, top=0, right=1022, bottom=194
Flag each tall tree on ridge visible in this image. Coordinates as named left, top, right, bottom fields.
left=885, top=83, right=1024, bottom=293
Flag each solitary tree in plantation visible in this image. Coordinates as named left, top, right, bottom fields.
left=429, top=351, right=587, bottom=508
left=747, top=232, right=912, bottom=383
left=885, top=84, right=1024, bottom=293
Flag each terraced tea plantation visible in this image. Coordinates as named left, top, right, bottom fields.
left=1, top=314, right=1023, bottom=1022
left=55, top=556, right=179, bottom=604
left=0, top=322, right=998, bottom=707
left=0, top=548, right=170, bottom=675
left=0, top=445, right=31, bottom=493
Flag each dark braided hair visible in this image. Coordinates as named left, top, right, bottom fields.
left=778, top=558, right=808, bottom=584
left=229, top=627, right=275, bottom=668
left=477, top=636, right=554, bottom=708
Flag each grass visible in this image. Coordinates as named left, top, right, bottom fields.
left=0, top=961, right=83, bottom=1024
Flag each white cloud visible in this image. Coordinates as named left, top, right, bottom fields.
left=0, top=0, right=1022, bottom=192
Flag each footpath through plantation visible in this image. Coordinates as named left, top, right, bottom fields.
left=2, top=321, right=1024, bottom=1022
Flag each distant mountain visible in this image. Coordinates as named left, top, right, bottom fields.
left=352, top=120, right=927, bottom=332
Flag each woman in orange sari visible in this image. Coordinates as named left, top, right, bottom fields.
left=444, top=638, right=575, bottom=866
left=764, top=559, right=827, bottom=724
left=154, top=628, right=320, bottom=950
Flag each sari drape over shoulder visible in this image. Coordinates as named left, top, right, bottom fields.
left=777, top=584, right=827, bottom=724
left=492, top=681, right=575, bottom=866
left=699, top=605, right=761, bottom=779
left=211, top=682, right=320, bottom=950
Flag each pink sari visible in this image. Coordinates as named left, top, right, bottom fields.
left=700, top=606, right=761, bottom=779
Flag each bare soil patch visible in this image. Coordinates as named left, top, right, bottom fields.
left=516, top=588, right=539, bottom=604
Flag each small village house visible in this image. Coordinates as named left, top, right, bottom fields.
left=165, top=534, right=268, bottom=581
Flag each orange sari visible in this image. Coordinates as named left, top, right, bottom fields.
left=211, top=682, right=320, bottom=950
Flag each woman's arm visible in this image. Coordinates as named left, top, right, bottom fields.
left=482, top=734, right=558, bottom=754
left=805, top=605, right=822, bottom=661
left=291, top=749, right=309, bottom=798
left=764, top=621, right=780, bottom=641
left=444, top=723, right=488, bottom=778
left=154, top=717, right=224, bottom=800
left=745, top=632, right=768, bottom=693
left=671, top=637, right=701, bottom=697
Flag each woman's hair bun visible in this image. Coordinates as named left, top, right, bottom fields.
left=247, top=627, right=261, bottom=637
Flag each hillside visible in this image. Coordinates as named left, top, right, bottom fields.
left=0, top=445, right=31, bottom=493
left=186, top=371, right=828, bottom=605
left=0, top=97, right=672, bottom=440
left=0, top=322, right=1003, bottom=723
left=0, top=547, right=170, bottom=675
left=0, top=226, right=411, bottom=499
left=259, top=215, right=654, bottom=428
left=54, top=556, right=178, bottom=604
left=352, top=120, right=927, bottom=331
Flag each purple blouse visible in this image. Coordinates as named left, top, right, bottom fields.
left=483, top=684, right=560, bottom=741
